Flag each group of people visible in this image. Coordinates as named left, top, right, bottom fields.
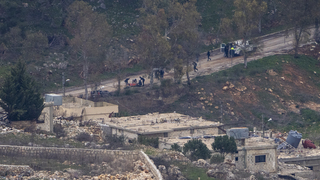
left=124, top=76, right=145, bottom=87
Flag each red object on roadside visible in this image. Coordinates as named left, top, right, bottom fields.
left=302, top=140, right=316, bottom=149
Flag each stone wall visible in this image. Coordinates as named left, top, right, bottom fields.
left=37, top=106, right=53, bottom=132
left=0, top=145, right=162, bottom=179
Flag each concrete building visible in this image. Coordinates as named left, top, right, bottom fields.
left=101, top=112, right=223, bottom=140
left=235, top=139, right=278, bottom=173
left=55, top=96, right=118, bottom=121
left=227, top=128, right=278, bottom=173
left=37, top=96, right=118, bottom=132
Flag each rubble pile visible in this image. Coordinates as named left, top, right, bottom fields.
left=158, top=165, right=186, bottom=180
left=0, top=126, right=21, bottom=134
left=278, top=161, right=313, bottom=178
left=192, top=159, right=211, bottom=168
left=0, top=165, right=34, bottom=177
left=160, top=151, right=191, bottom=163
left=54, top=119, right=104, bottom=141
left=206, top=159, right=236, bottom=180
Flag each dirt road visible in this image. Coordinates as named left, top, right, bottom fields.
left=58, top=29, right=315, bottom=97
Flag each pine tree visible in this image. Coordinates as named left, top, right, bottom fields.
left=0, top=61, right=44, bottom=121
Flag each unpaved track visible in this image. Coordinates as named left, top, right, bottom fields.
left=58, top=29, right=315, bottom=96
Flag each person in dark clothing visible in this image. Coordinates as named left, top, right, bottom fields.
left=193, top=62, right=198, bottom=72
left=140, top=76, right=145, bottom=86
left=225, top=45, right=229, bottom=58
left=160, top=70, right=164, bottom=78
left=207, top=51, right=211, bottom=61
left=138, top=80, right=142, bottom=86
left=124, top=78, right=130, bottom=85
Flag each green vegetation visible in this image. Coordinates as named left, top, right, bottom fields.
left=138, top=136, right=159, bottom=148
left=212, top=135, right=237, bottom=156
left=177, top=162, right=215, bottom=180
left=183, top=139, right=211, bottom=161
left=171, top=143, right=182, bottom=152
left=0, top=61, right=44, bottom=121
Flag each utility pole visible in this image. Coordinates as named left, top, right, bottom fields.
left=62, top=72, right=65, bottom=97
left=220, top=101, right=223, bottom=122
left=262, top=114, right=264, bottom=138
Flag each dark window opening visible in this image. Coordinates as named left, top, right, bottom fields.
left=236, top=151, right=238, bottom=154
left=235, top=157, right=238, bottom=161
left=255, top=155, right=266, bottom=163
left=164, top=133, right=168, bottom=137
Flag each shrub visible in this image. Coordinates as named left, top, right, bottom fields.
left=212, top=135, right=237, bottom=156
left=53, top=124, right=66, bottom=138
left=183, top=139, right=211, bottom=161
left=210, top=154, right=225, bottom=164
left=75, top=132, right=93, bottom=142
left=105, top=135, right=127, bottom=149
left=138, top=136, right=159, bottom=148
left=171, top=143, right=182, bottom=152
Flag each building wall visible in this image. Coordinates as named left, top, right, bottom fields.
left=169, top=127, right=219, bottom=137
left=235, top=146, right=278, bottom=173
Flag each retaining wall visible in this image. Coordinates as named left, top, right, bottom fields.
left=0, top=145, right=162, bottom=179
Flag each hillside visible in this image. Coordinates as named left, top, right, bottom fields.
left=101, top=45, right=320, bottom=143
left=0, top=0, right=282, bottom=91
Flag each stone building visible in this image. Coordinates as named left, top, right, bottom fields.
left=100, top=112, right=223, bottom=140
left=234, top=137, right=278, bottom=173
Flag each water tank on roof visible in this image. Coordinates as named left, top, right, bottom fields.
left=45, top=94, right=62, bottom=106
left=227, top=127, right=249, bottom=139
left=286, top=130, right=302, bottom=148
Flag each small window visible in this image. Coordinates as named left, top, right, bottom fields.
left=190, top=129, right=194, bottom=134
left=164, top=133, right=168, bottom=137
left=236, top=151, right=238, bottom=154
left=235, top=157, right=238, bottom=161
left=255, top=155, right=266, bottom=163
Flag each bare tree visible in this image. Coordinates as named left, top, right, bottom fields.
left=65, top=1, right=112, bottom=99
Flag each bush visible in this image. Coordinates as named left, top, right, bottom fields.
left=105, top=135, right=127, bottom=149
left=53, top=124, right=66, bottom=138
left=210, top=154, right=225, bottom=164
left=183, top=139, right=211, bottom=161
left=212, top=135, right=237, bottom=156
left=171, top=143, right=182, bottom=152
left=138, top=136, right=159, bottom=148
left=75, top=132, right=93, bottom=142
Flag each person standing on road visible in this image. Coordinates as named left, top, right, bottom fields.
left=140, top=76, right=145, bottom=86
left=230, top=46, right=235, bottom=58
left=225, top=45, right=229, bottom=58
left=207, top=51, right=211, bottom=61
left=193, top=62, right=198, bottom=72
left=124, top=78, right=130, bottom=86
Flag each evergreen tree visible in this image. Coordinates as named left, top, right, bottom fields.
left=212, top=135, right=237, bottom=156
left=0, top=61, right=44, bottom=121
left=183, top=139, right=211, bottom=161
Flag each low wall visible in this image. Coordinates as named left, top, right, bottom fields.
left=0, top=145, right=163, bottom=179
left=280, top=155, right=320, bottom=171
left=139, top=150, right=163, bottom=180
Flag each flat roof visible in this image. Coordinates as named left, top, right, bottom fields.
left=104, top=112, right=222, bottom=134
